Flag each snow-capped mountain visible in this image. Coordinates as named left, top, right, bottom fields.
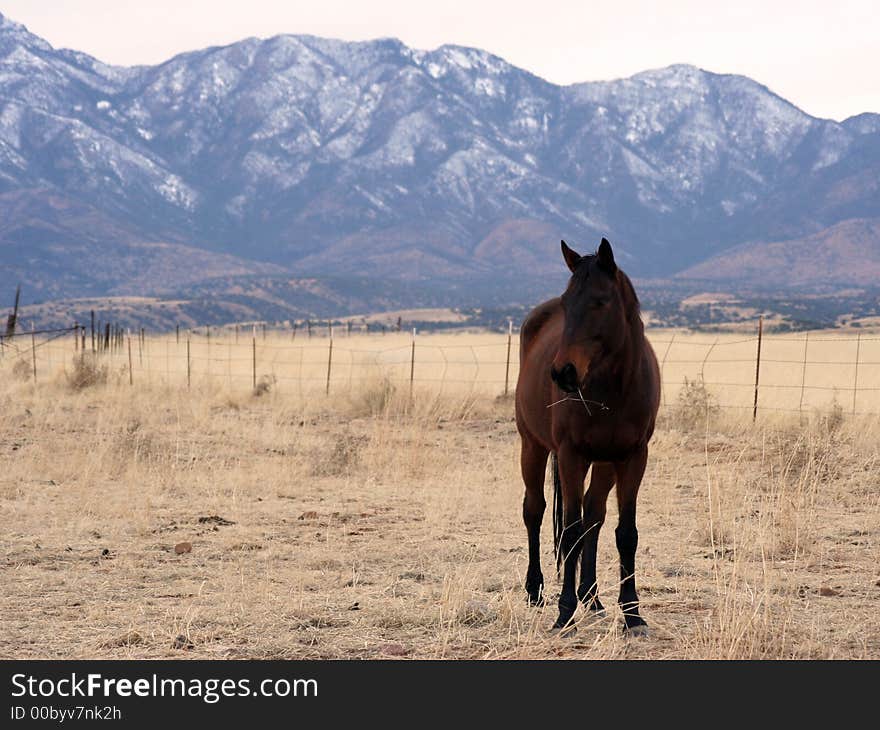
left=1, top=11, right=878, bottom=301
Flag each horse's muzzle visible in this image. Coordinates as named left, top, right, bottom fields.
left=550, top=363, right=580, bottom=393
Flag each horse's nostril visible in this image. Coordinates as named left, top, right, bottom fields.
left=551, top=363, right=579, bottom=393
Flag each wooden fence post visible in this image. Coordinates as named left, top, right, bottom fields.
left=409, top=327, right=416, bottom=398
left=74, top=322, right=79, bottom=353
left=186, top=338, right=191, bottom=389
left=325, top=323, right=333, bottom=395
left=292, top=322, right=297, bottom=341
left=31, top=327, right=37, bottom=383
left=504, top=319, right=512, bottom=396
left=853, top=331, right=862, bottom=415
left=752, top=316, right=763, bottom=421
left=128, top=334, right=133, bottom=386
left=90, top=310, right=95, bottom=353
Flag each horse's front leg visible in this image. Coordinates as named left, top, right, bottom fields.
left=614, top=445, right=649, bottom=635
left=578, top=462, right=615, bottom=613
left=552, top=444, right=589, bottom=631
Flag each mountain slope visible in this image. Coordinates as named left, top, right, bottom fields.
left=0, top=189, right=282, bottom=299
left=0, top=11, right=878, bottom=300
left=677, top=218, right=880, bottom=289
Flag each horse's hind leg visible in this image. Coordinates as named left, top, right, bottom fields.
left=578, top=462, right=615, bottom=614
left=614, top=446, right=649, bottom=635
left=521, top=436, right=549, bottom=606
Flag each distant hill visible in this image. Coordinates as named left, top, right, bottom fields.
left=677, top=218, right=880, bottom=289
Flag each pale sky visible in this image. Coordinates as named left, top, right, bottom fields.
left=2, top=0, right=877, bottom=121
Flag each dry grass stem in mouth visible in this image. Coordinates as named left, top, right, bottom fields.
left=0, top=329, right=878, bottom=659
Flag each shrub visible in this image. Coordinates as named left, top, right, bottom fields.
left=252, top=374, right=276, bottom=397
left=11, top=358, right=32, bottom=381
left=672, top=376, right=717, bottom=431
left=66, top=353, right=108, bottom=390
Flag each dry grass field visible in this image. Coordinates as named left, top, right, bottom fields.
left=1, top=329, right=878, bottom=659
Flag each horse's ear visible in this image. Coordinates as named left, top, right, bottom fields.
left=597, top=237, right=617, bottom=274
left=561, top=240, right=581, bottom=273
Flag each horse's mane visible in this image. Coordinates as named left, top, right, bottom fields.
left=617, top=270, right=642, bottom=329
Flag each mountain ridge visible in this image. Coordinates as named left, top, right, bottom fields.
left=1, top=11, right=878, bottom=310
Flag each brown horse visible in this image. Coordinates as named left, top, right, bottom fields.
left=515, top=238, right=660, bottom=634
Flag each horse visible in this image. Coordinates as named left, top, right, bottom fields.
left=514, top=238, right=660, bottom=635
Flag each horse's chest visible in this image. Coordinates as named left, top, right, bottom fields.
left=556, top=418, right=641, bottom=462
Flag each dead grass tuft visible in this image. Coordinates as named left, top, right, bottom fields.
left=669, top=376, right=718, bottom=432
left=11, top=358, right=32, bottom=381
left=65, top=353, right=108, bottom=390
left=252, top=374, right=276, bottom=397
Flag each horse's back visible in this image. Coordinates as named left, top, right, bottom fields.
left=519, top=297, right=561, bottom=361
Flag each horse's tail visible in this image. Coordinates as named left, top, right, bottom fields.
left=551, top=452, right=563, bottom=575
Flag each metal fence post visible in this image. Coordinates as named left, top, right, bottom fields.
left=798, top=332, right=809, bottom=412
left=504, top=319, right=512, bottom=396
left=658, top=332, right=676, bottom=406
left=325, top=323, right=334, bottom=395
left=752, top=316, right=763, bottom=421
left=853, top=331, right=862, bottom=415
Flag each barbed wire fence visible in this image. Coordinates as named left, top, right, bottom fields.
left=2, top=317, right=880, bottom=417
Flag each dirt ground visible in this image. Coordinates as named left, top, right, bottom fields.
left=1, top=369, right=878, bottom=659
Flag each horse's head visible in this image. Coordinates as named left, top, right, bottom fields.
left=550, top=238, right=632, bottom=394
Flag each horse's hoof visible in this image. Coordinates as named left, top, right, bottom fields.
left=624, top=623, right=649, bottom=638
left=588, top=607, right=606, bottom=619
left=526, top=594, right=545, bottom=608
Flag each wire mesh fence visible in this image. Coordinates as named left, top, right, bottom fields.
left=2, top=322, right=880, bottom=416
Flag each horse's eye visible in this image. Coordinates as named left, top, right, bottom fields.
left=590, top=297, right=609, bottom=308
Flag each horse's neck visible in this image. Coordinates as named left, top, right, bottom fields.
left=598, top=318, right=645, bottom=400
